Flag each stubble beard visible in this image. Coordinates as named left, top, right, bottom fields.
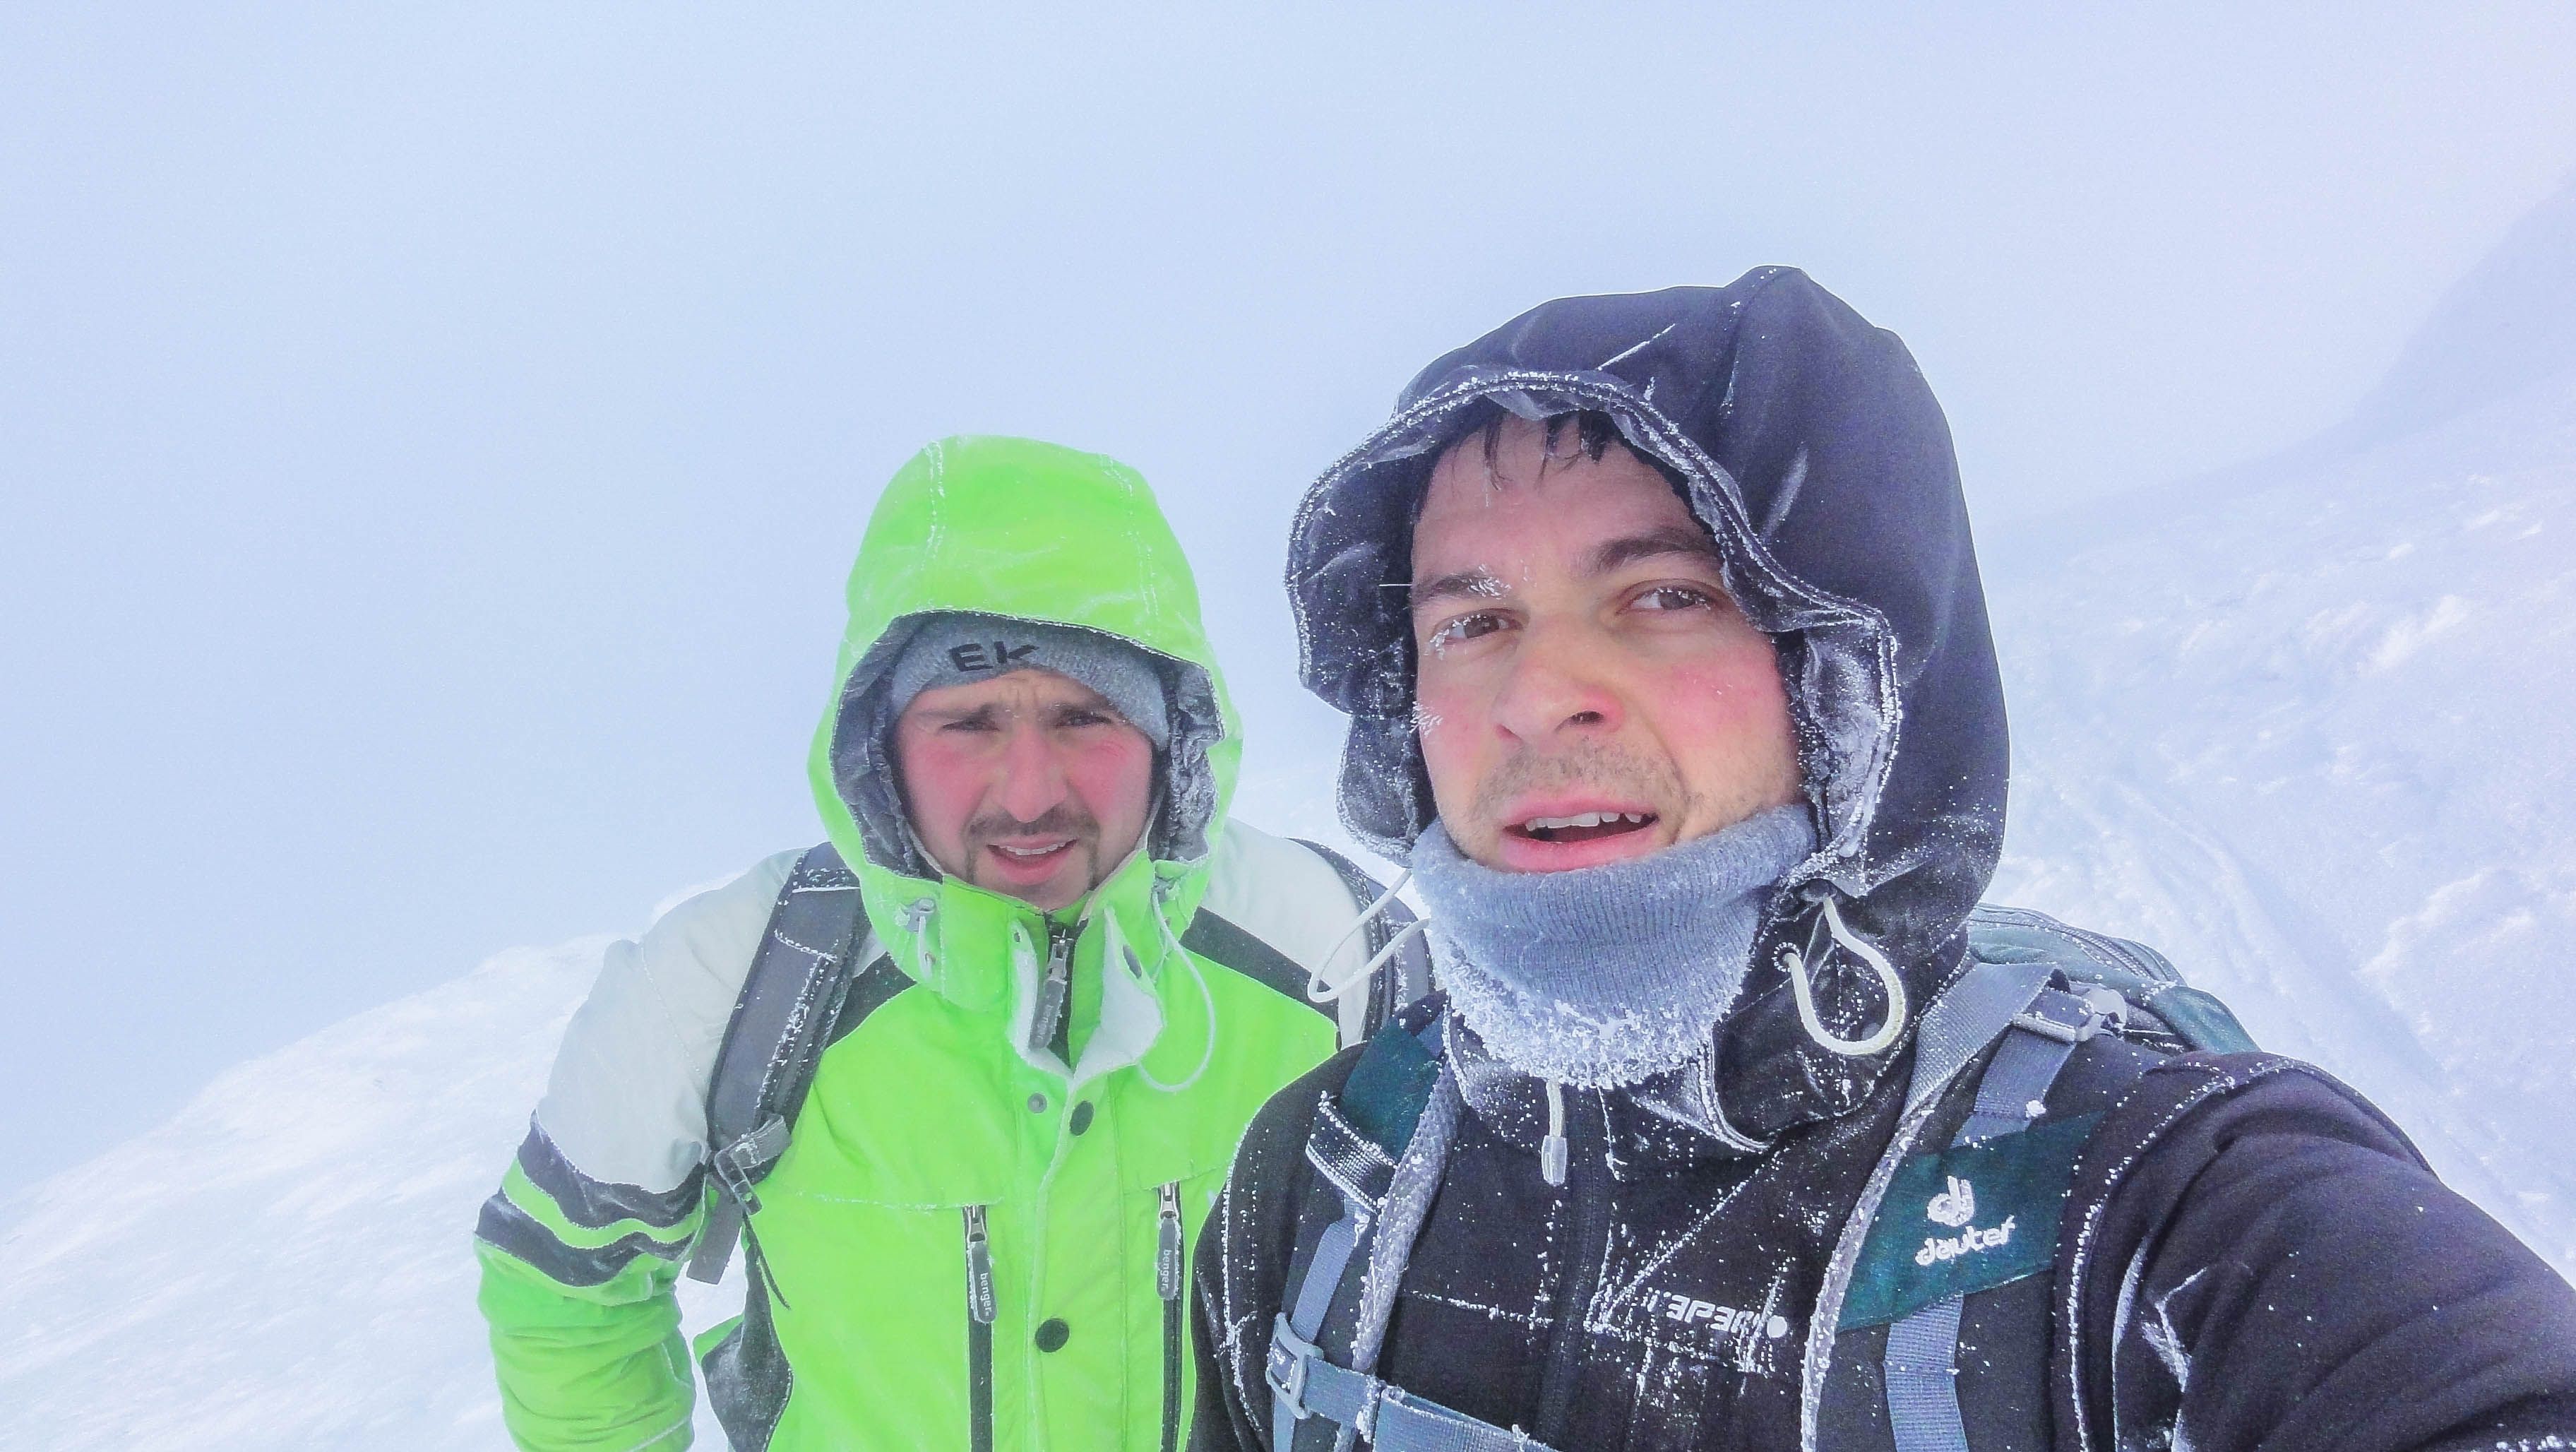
left=961, top=802, right=1102, bottom=905
left=1458, top=739, right=1692, bottom=858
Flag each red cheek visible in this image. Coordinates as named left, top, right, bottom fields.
left=898, top=738, right=991, bottom=826
left=1057, top=736, right=1155, bottom=819
left=1664, top=653, right=1778, bottom=715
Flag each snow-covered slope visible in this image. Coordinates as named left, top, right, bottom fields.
left=0, top=931, right=741, bottom=1451
left=1988, top=367, right=2576, bottom=1275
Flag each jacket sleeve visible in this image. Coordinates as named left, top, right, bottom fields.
left=472, top=852, right=799, bottom=1451
left=2070, top=1054, right=2576, bottom=1452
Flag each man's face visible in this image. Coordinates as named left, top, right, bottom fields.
left=894, top=667, right=1155, bottom=911
left=1409, top=416, right=1801, bottom=872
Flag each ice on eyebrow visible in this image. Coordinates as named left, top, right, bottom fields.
left=1419, top=570, right=1508, bottom=599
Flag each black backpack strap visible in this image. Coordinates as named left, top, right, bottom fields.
left=685, top=842, right=886, bottom=1292
left=1179, top=909, right=1325, bottom=1013
left=1264, top=1011, right=1563, bottom=1452
left=1294, top=837, right=1432, bottom=1042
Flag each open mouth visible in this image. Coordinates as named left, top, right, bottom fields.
left=1508, top=811, right=1658, bottom=846
left=988, top=840, right=1074, bottom=863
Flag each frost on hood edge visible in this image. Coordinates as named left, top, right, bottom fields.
left=1284, top=271, right=2010, bottom=1138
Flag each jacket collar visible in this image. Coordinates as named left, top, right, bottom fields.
left=858, top=847, right=1208, bottom=1087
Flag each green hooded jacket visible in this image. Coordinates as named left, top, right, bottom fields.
left=475, top=437, right=1353, bottom=1449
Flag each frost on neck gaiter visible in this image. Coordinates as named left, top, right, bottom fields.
left=1411, top=804, right=1816, bottom=1087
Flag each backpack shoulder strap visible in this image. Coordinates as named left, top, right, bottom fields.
left=685, top=840, right=893, bottom=1287
left=1820, top=958, right=2167, bottom=1452
left=1264, top=1011, right=1558, bottom=1452
left=1186, top=822, right=1427, bottom=1049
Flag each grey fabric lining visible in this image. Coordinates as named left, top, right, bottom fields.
left=510, top=1121, right=703, bottom=1231
left=472, top=1195, right=692, bottom=1287
left=702, top=1277, right=794, bottom=1451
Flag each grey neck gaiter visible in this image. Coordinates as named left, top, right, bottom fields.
left=1410, top=804, right=1817, bottom=1088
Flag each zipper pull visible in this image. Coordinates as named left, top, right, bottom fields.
left=963, top=1205, right=997, bottom=1324
left=1155, top=1182, right=1183, bottom=1302
left=1540, top=1079, right=1570, bottom=1188
left=902, top=898, right=938, bottom=981
left=1029, top=922, right=1075, bottom=1054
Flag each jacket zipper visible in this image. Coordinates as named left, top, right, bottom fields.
left=1157, top=1180, right=1185, bottom=1452
left=1030, top=921, right=1075, bottom=1057
left=1533, top=1093, right=1608, bottom=1444
left=963, top=1204, right=996, bottom=1452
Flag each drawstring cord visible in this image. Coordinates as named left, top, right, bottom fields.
left=1305, top=867, right=1420, bottom=1005
left=1779, top=896, right=1907, bottom=1057
left=1134, top=887, right=1217, bottom=1094
left=1309, top=918, right=1430, bottom=1005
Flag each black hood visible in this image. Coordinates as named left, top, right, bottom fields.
left=1285, top=268, right=2007, bottom=1139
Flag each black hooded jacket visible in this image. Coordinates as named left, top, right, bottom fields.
left=1193, top=270, right=2576, bottom=1451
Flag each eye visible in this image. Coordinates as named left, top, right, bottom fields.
left=1055, top=708, right=1118, bottom=729
left=1426, top=611, right=1512, bottom=653
left=1630, top=585, right=1715, bottom=613
left=939, top=716, right=998, bottom=734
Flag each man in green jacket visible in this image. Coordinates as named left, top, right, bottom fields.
left=475, top=436, right=1418, bottom=1450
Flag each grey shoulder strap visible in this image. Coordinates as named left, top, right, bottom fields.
left=685, top=841, right=878, bottom=1288
left=1856, top=964, right=2142, bottom=1452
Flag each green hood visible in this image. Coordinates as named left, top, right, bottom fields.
left=808, top=435, right=1241, bottom=1027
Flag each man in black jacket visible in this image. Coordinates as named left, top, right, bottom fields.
left=1190, top=271, right=2576, bottom=1451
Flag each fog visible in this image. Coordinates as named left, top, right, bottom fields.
left=4, top=4, right=2574, bottom=1193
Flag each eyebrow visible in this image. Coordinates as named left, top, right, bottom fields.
left=912, top=696, right=1123, bottom=727
left=1586, top=525, right=1724, bottom=576
left=1407, top=527, right=1723, bottom=611
left=1408, top=568, right=1508, bottom=611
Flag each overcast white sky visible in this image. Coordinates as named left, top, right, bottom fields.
left=5, top=4, right=2575, bottom=1194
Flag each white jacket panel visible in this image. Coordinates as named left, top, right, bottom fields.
left=532, top=822, right=1378, bottom=1194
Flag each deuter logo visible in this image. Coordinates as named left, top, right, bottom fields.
left=1915, top=1216, right=2015, bottom=1267
left=1916, top=1172, right=2017, bottom=1267
left=1926, top=1174, right=1976, bottom=1228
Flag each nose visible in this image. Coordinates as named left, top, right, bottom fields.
left=1489, top=619, right=1623, bottom=744
left=994, top=717, right=1072, bottom=824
